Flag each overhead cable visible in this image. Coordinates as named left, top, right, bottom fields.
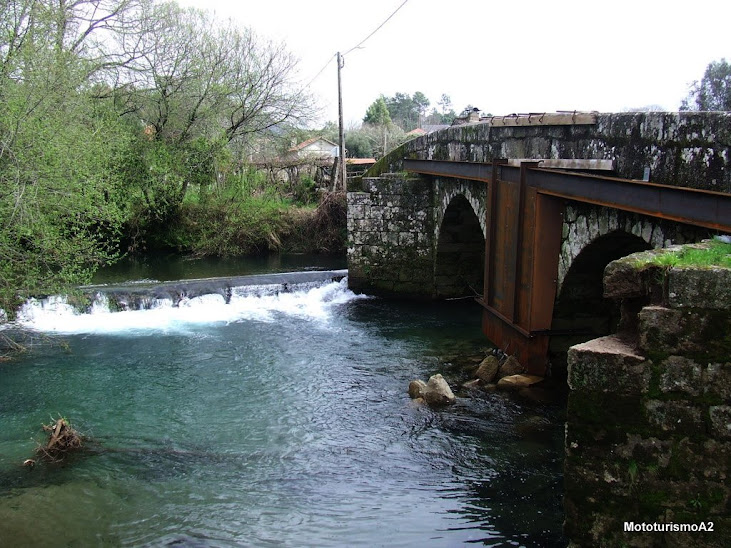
left=343, top=0, right=409, bottom=56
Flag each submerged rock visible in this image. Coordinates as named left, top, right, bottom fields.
left=497, top=374, right=544, bottom=390
left=517, top=386, right=557, bottom=404
left=423, top=374, right=456, bottom=406
left=462, top=379, right=482, bottom=390
left=408, top=379, right=427, bottom=399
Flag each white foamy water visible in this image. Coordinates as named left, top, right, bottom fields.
left=16, top=278, right=367, bottom=334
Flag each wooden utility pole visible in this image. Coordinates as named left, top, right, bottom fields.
left=337, top=52, right=347, bottom=192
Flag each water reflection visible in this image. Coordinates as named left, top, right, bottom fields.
left=93, top=253, right=347, bottom=284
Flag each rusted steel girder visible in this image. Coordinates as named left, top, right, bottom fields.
left=403, top=158, right=731, bottom=374
left=403, top=159, right=731, bottom=232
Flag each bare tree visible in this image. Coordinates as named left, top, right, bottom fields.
left=115, top=3, right=310, bottom=147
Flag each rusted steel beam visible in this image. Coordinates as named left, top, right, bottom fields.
left=404, top=159, right=731, bottom=232
left=527, top=168, right=731, bottom=232
left=403, top=159, right=494, bottom=182
left=513, top=162, right=540, bottom=328
left=529, top=195, right=564, bottom=330
left=404, top=157, right=731, bottom=374
left=483, top=160, right=507, bottom=310
left=403, top=158, right=613, bottom=180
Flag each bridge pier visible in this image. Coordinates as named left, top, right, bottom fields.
left=347, top=174, right=436, bottom=298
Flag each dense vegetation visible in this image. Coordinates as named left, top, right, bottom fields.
left=0, top=0, right=342, bottom=318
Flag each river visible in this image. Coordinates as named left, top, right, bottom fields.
left=0, top=255, right=566, bottom=547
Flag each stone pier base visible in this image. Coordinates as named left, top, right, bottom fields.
left=564, top=247, right=730, bottom=547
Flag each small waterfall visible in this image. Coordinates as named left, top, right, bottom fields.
left=15, top=269, right=365, bottom=334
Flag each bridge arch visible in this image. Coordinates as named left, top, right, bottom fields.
left=550, top=204, right=712, bottom=375
left=434, top=193, right=485, bottom=298
left=434, top=178, right=487, bottom=240
left=557, top=204, right=712, bottom=292
left=550, top=230, right=652, bottom=371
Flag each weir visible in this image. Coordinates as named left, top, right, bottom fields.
left=78, top=269, right=349, bottom=309
left=4, top=262, right=566, bottom=545
left=16, top=269, right=352, bottom=332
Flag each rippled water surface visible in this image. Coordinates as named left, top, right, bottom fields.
left=1, top=266, right=566, bottom=547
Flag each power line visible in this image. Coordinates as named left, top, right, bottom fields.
left=301, top=0, right=409, bottom=90
left=302, top=53, right=337, bottom=90
left=344, top=0, right=409, bottom=56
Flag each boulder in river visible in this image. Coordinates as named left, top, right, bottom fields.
left=497, top=374, right=544, bottom=390
left=462, top=379, right=482, bottom=390
left=423, top=374, right=456, bottom=406
left=496, top=355, right=524, bottom=379
left=475, top=355, right=500, bottom=383
left=408, top=379, right=427, bottom=399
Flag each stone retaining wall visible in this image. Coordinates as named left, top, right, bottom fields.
left=564, top=245, right=730, bottom=547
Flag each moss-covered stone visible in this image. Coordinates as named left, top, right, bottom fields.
left=566, top=250, right=730, bottom=547
left=568, top=335, right=650, bottom=394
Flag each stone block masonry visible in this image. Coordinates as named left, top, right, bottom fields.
left=347, top=174, right=436, bottom=297
left=369, top=112, right=731, bottom=194
left=564, top=247, right=730, bottom=547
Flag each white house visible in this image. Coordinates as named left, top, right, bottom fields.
left=286, top=137, right=339, bottom=161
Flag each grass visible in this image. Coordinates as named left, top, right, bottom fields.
left=641, top=238, right=731, bottom=269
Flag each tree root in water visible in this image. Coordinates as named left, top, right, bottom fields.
left=33, top=417, right=84, bottom=464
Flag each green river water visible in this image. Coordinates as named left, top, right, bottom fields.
left=0, top=255, right=566, bottom=547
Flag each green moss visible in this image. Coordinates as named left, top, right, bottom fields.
left=646, top=360, right=665, bottom=399
left=105, top=296, right=124, bottom=313
left=664, top=440, right=693, bottom=481
left=628, top=460, right=639, bottom=489
left=693, top=311, right=731, bottom=363
left=635, top=239, right=731, bottom=269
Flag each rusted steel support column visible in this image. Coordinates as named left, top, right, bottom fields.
left=483, top=159, right=507, bottom=306
left=514, top=162, right=541, bottom=327
left=479, top=161, right=563, bottom=375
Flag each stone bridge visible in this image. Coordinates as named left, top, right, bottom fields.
left=346, top=112, right=731, bottom=374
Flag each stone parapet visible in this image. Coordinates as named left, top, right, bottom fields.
left=565, top=246, right=730, bottom=547
left=368, top=112, right=731, bottom=194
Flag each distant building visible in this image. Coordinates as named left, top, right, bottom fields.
left=405, top=128, right=427, bottom=138
left=346, top=157, right=376, bottom=177
left=451, top=107, right=483, bottom=126
left=286, top=137, right=339, bottom=161
left=421, top=124, right=450, bottom=133
left=405, top=125, right=450, bottom=140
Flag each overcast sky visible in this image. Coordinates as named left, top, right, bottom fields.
left=176, top=0, right=731, bottom=126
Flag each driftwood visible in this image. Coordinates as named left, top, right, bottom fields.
left=35, top=417, right=83, bottom=462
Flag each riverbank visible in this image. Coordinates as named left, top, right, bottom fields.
left=125, top=191, right=347, bottom=257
